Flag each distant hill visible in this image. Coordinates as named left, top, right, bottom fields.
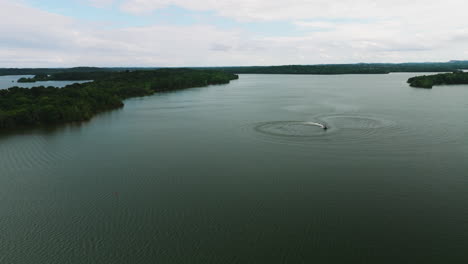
left=0, top=67, right=113, bottom=76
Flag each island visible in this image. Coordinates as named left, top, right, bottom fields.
left=17, top=77, right=37, bottom=83
left=0, top=69, right=238, bottom=129
left=17, top=74, right=50, bottom=83
left=407, top=71, right=468, bottom=88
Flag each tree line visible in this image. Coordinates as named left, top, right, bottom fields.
left=4, top=61, right=468, bottom=77
left=200, top=61, right=468, bottom=75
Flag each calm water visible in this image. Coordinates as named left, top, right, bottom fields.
left=0, top=75, right=91, bottom=89
left=1, top=74, right=467, bottom=263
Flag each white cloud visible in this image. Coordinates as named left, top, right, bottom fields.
left=118, top=0, right=467, bottom=24
left=1, top=0, right=468, bottom=67
left=84, top=0, right=116, bottom=8
left=293, top=21, right=337, bottom=30
left=0, top=0, right=262, bottom=67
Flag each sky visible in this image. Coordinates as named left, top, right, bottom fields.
left=1, top=0, right=468, bottom=67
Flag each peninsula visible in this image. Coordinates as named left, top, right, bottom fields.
left=0, top=69, right=238, bottom=129
left=407, top=71, right=468, bottom=88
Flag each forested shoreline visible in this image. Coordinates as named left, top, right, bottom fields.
left=0, top=69, right=238, bottom=129
left=407, top=71, right=468, bottom=88
left=207, top=61, right=468, bottom=75
left=3, top=61, right=468, bottom=77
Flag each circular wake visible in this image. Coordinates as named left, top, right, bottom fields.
left=250, top=114, right=398, bottom=148
left=318, top=114, right=395, bottom=130
left=254, top=121, right=329, bottom=138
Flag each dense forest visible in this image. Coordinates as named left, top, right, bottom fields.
left=0, top=69, right=238, bottom=129
left=407, top=71, right=468, bottom=88
left=3, top=61, right=468, bottom=76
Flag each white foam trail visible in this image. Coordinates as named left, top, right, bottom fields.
left=303, top=122, right=326, bottom=128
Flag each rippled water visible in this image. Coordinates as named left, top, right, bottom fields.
left=1, top=74, right=467, bottom=263
left=0, top=75, right=91, bottom=89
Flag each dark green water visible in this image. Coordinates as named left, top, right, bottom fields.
left=1, top=74, right=467, bottom=263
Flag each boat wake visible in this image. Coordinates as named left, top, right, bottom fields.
left=303, top=122, right=327, bottom=129
left=253, top=121, right=329, bottom=138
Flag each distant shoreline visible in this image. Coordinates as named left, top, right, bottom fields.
left=2, top=61, right=468, bottom=76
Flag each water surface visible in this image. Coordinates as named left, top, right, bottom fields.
left=1, top=74, right=467, bottom=263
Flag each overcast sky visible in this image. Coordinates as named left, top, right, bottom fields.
left=1, top=0, right=468, bottom=67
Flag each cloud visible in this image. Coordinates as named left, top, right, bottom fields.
left=293, top=21, right=337, bottom=30
left=211, top=44, right=232, bottom=52
left=1, top=0, right=468, bottom=67
left=0, top=0, right=259, bottom=67
left=84, top=0, right=116, bottom=8
left=115, top=0, right=468, bottom=62
left=118, top=0, right=467, bottom=24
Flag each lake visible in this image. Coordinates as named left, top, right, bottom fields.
left=1, top=74, right=467, bottom=263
